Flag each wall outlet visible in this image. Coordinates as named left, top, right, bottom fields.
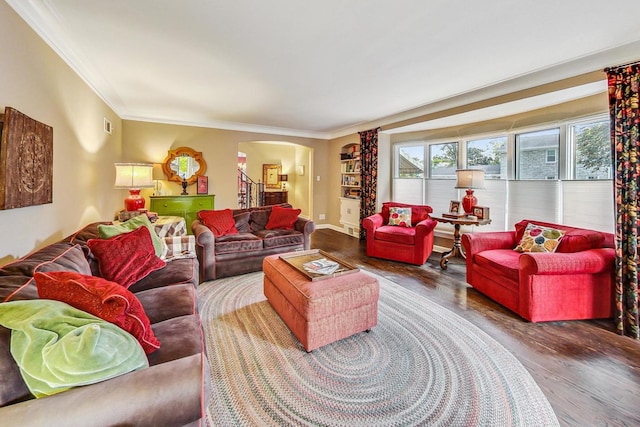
left=319, top=213, right=326, bottom=220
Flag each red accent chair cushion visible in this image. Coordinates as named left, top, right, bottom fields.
left=381, top=202, right=431, bottom=225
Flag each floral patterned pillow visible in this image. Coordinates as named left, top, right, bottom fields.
left=514, top=223, right=566, bottom=253
left=388, top=207, right=412, bottom=227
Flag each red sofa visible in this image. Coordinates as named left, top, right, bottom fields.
left=362, top=202, right=437, bottom=265
left=461, top=219, right=615, bottom=322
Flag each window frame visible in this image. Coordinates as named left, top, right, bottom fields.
left=465, top=134, right=508, bottom=180
left=395, top=143, right=426, bottom=179
left=567, top=114, right=612, bottom=181
left=514, top=126, right=561, bottom=180
left=392, top=114, right=611, bottom=183
left=545, top=149, right=557, bottom=163
left=428, top=141, right=459, bottom=179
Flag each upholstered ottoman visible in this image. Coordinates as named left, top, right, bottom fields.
left=263, top=253, right=379, bottom=352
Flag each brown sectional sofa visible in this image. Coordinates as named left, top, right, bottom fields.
left=0, top=222, right=208, bottom=426
left=192, top=203, right=315, bottom=282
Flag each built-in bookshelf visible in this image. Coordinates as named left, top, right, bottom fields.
left=340, top=143, right=361, bottom=199
left=339, top=143, right=361, bottom=236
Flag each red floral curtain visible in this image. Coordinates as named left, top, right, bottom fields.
left=606, top=62, right=640, bottom=339
left=358, top=128, right=379, bottom=240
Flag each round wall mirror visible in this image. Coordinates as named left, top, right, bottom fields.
left=162, top=147, right=207, bottom=184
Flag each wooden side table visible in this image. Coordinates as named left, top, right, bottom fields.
left=432, top=215, right=491, bottom=270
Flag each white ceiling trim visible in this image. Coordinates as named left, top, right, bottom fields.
left=121, top=114, right=333, bottom=140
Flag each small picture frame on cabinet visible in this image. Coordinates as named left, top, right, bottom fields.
left=449, top=200, right=461, bottom=213
left=473, top=206, right=490, bottom=220
left=197, top=176, right=208, bottom=194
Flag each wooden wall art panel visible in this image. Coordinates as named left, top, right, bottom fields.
left=0, top=107, right=53, bottom=210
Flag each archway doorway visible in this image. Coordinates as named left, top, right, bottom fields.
left=238, top=141, right=313, bottom=219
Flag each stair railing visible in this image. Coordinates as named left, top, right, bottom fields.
left=238, top=169, right=265, bottom=208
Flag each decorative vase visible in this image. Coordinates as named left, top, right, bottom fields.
left=462, top=189, right=477, bottom=214
left=124, top=189, right=145, bottom=211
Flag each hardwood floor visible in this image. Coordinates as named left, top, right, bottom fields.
left=311, top=229, right=640, bottom=427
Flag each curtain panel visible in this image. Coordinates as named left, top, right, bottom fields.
left=358, top=128, right=379, bottom=240
left=606, top=62, right=640, bottom=339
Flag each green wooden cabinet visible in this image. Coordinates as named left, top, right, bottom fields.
left=150, top=195, right=215, bottom=234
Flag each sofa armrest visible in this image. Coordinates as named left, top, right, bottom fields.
left=0, top=353, right=205, bottom=427
left=362, top=213, right=384, bottom=233
left=462, top=231, right=517, bottom=255
left=294, top=217, right=316, bottom=250
left=519, top=248, right=615, bottom=276
left=192, top=220, right=216, bottom=282
left=415, top=217, right=437, bottom=236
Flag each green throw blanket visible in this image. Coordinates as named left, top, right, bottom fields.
left=0, top=299, right=148, bottom=398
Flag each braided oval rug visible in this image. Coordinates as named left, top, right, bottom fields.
left=197, top=271, right=558, bottom=427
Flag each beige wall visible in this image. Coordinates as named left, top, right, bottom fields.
left=121, top=121, right=327, bottom=222
left=0, top=3, right=122, bottom=265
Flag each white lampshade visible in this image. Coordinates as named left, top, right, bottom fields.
left=455, top=169, right=485, bottom=189
left=114, top=163, right=154, bottom=189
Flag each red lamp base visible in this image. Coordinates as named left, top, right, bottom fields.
left=462, top=189, right=477, bottom=214
left=124, top=189, right=145, bottom=211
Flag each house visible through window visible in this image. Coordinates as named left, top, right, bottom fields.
left=516, top=128, right=560, bottom=180
left=397, top=146, right=424, bottom=178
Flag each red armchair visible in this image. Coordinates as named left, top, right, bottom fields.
left=461, top=219, right=615, bottom=322
left=362, top=202, right=437, bottom=265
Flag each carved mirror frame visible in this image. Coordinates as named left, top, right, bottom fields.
left=263, top=164, right=282, bottom=189
left=162, top=147, right=207, bottom=184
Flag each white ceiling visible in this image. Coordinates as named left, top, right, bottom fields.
left=8, top=1, right=640, bottom=139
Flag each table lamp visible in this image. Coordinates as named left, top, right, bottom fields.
left=455, top=169, right=485, bottom=214
left=152, top=163, right=164, bottom=196
left=279, top=174, right=288, bottom=191
left=114, top=163, right=154, bottom=211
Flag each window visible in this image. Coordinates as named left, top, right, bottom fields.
left=397, top=145, right=424, bottom=178
left=467, top=136, right=507, bottom=179
left=516, top=128, right=560, bottom=180
left=545, top=149, right=557, bottom=163
left=571, top=118, right=611, bottom=180
left=429, top=142, right=458, bottom=179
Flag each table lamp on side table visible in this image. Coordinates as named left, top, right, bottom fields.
left=455, top=169, right=485, bottom=215
left=279, top=174, right=288, bottom=191
left=114, top=163, right=154, bottom=211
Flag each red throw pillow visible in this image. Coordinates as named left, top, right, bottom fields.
left=87, top=226, right=165, bottom=289
left=35, top=271, right=160, bottom=354
left=198, top=209, right=239, bottom=237
left=265, top=205, right=301, bottom=230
